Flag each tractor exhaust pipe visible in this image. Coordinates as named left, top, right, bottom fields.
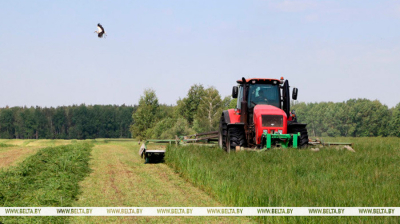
left=240, top=77, right=249, bottom=135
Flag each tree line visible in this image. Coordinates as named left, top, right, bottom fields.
left=1, top=86, right=399, bottom=139
left=0, top=85, right=231, bottom=140
left=130, top=85, right=232, bottom=140
left=292, top=99, right=400, bottom=137
left=0, top=105, right=135, bottom=139
left=131, top=86, right=400, bottom=139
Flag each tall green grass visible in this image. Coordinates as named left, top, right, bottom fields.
left=0, top=143, right=93, bottom=224
left=165, top=137, right=400, bottom=223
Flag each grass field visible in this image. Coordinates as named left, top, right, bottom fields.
left=0, top=139, right=253, bottom=224
left=165, top=137, right=400, bottom=223
left=71, top=140, right=252, bottom=223
left=0, top=138, right=398, bottom=223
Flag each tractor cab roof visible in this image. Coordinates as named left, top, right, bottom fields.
left=237, top=78, right=283, bottom=84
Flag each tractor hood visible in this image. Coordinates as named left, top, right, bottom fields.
left=253, top=105, right=288, bottom=144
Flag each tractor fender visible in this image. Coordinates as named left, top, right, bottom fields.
left=287, top=121, right=307, bottom=133
left=224, top=109, right=241, bottom=124
left=222, top=110, right=230, bottom=124
left=227, top=123, right=245, bottom=127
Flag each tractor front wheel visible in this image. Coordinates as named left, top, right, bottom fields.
left=226, top=126, right=246, bottom=152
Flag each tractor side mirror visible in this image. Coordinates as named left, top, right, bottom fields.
left=292, top=88, right=298, bottom=100
left=232, top=86, right=238, bottom=98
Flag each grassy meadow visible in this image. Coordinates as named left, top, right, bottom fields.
left=165, top=137, right=400, bottom=223
left=0, top=137, right=398, bottom=223
left=0, top=139, right=254, bottom=224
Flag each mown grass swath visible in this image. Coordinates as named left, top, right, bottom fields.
left=0, top=143, right=14, bottom=148
left=165, top=137, right=400, bottom=223
left=0, top=143, right=93, bottom=224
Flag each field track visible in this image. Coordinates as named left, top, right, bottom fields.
left=72, top=141, right=253, bottom=223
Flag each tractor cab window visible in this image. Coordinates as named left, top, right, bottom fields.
left=237, top=86, right=243, bottom=110
left=248, top=84, right=280, bottom=108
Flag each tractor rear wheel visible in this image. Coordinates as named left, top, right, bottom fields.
left=297, top=128, right=309, bottom=148
left=226, top=126, right=246, bottom=152
left=288, top=122, right=309, bottom=148
left=218, top=117, right=227, bottom=150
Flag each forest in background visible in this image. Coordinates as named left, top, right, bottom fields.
left=0, top=84, right=399, bottom=139
left=130, top=85, right=400, bottom=139
left=292, top=99, right=400, bottom=137
left=0, top=105, right=134, bottom=139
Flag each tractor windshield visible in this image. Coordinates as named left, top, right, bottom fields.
left=248, top=84, right=280, bottom=108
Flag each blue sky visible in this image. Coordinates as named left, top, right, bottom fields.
left=1, top=0, right=399, bottom=108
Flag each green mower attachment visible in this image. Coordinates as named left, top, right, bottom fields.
left=262, top=132, right=300, bottom=149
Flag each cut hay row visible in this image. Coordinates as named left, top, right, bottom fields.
left=0, top=139, right=76, bottom=147
left=0, top=143, right=14, bottom=148
left=0, top=146, right=42, bottom=169
left=0, top=143, right=93, bottom=224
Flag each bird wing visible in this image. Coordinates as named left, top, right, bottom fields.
left=97, top=23, right=104, bottom=33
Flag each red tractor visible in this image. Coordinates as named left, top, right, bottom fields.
left=218, top=77, right=308, bottom=151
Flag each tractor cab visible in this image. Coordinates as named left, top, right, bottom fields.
left=233, top=77, right=297, bottom=121
left=234, top=78, right=282, bottom=110
left=248, top=84, right=280, bottom=108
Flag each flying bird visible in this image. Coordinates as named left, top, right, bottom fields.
left=95, top=23, right=107, bottom=38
